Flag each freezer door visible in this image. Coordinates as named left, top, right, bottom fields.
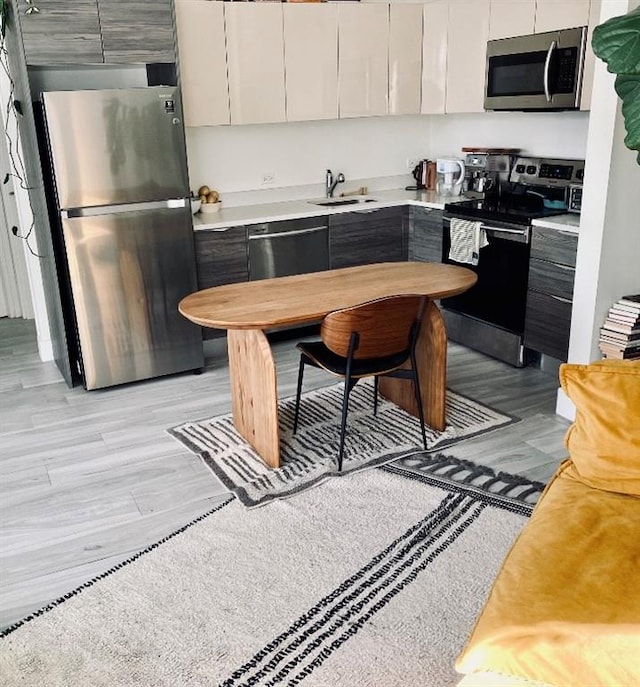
left=62, top=206, right=203, bottom=390
left=42, top=87, right=189, bottom=209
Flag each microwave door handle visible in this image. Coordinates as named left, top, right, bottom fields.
left=543, top=40, right=556, bottom=102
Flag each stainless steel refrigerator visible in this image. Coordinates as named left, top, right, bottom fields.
left=41, top=87, right=203, bottom=390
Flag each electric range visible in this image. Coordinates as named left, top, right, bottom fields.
left=440, top=156, right=584, bottom=367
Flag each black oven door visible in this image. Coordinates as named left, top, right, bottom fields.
left=441, top=218, right=531, bottom=335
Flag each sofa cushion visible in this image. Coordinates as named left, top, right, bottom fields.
left=559, top=359, right=640, bottom=495
left=455, top=462, right=640, bottom=686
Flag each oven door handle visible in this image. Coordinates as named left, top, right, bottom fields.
left=543, top=40, right=556, bottom=103
left=479, top=225, right=531, bottom=239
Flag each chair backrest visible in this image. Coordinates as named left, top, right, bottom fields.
left=321, top=294, right=426, bottom=359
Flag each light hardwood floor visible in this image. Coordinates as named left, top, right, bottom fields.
left=0, top=317, right=570, bottom=631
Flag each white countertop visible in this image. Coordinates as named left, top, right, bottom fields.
left=192, top=186, right=582, bottom=234
left=532, top=213, right=581, bottom=233
left=192, top=188, right=466, bottom=230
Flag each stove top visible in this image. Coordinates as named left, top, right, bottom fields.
left=445, top=194, right=568, bottom=226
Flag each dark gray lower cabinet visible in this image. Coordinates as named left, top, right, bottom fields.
left=409, top=206, right=443, bottom=262
left=329, top=207, right=406, bottom=269
left=194, top=226, right=248, bottom=339
left=524, top=227, right=578, bottom=361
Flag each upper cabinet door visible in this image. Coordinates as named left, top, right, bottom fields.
left=489, top=0, right=535, bottom=40
left=17, top=0, right=103, bottom=65
left=421, top=0, right=448, bottom=115
left=338, top=3, right=389, bottom=118
left=389, top=4, right=423, bottom=116
left=534, top=0, right=590, bottom=33
left=284, top=4, right=338, bottom=122
left=446, top=0, right=490, bottom=114
left=175, top=1, right=230, bottom=127
left=225, top=3, right=286, bottom=125
left=98, top=0, right=175, bottom=63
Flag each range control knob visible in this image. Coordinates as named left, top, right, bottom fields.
left=515, top=164, right=525, bottom=173
left=526, top=165, right=537, bottom=175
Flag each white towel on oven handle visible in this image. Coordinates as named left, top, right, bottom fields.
left=448, top=218, right=488, bottom=266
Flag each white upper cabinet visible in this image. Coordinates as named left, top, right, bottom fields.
left=421, top=0, right=448, bottom=114
left=174, top=1, right=229, bottom=127
left=283, top=4, right=338, bottom=122
left=338, top=3, right=389, bottom=118
left=489, top=0, right=535, bottom=40
left=446, top=0, right=491, bottom=114
left=225, top=3, right=286, bottom=125
left=534, top=0, right=590, bottom=33
left=388, top=4, right=423, bottom=116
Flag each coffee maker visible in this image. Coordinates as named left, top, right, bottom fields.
left=462, top=149, right=518, bottom=199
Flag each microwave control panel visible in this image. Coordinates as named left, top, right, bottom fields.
left=509, top=157, right=585, bottom=187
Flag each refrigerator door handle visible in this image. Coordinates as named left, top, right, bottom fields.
left=62, top=198, right=187, bottom=219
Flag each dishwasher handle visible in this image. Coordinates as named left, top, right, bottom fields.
left=248, top=226, right=327, bottom=240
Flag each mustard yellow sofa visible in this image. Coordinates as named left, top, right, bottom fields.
left=454, top=359, right=640, bottom=687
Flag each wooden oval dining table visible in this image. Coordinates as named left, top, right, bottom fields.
left=179, top=261, right=477, bottom=468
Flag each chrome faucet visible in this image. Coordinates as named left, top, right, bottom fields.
left=326, top=169, right=345, bottom=198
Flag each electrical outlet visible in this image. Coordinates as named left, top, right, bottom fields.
left=406, top=158, right=418, bottom=170
left=261, top=173, right=275, bottom=186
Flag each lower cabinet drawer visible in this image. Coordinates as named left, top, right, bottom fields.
left=528, top=258, right=575, bottom=300
left=524, top=290, right=573, bottom=361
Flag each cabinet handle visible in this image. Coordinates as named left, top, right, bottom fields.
left=551, top=262, right=575, bottom=271
left=548, top=293, right=572, bottom=304
left=206, top=226, right=242, bottom=233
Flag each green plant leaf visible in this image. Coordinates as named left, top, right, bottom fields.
left=615, top=74, right=640, bottom=153
left=592, top=7, right=640, bottom=74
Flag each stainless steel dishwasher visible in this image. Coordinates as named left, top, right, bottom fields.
left=248, top=217, right=329, bottom=280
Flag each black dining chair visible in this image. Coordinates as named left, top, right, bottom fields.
left=292, top=294, right=429, bottom=471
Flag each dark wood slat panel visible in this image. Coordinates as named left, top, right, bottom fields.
left=524, top=290, right=573, bottom=361
left=329, top=208, right=405, bottom=269
left=531, top=227, right=578, bottom=267
left=409, top=206, right=443, bottom=263
left=195, top=226, right=248, bottom=340
left=98, top=0, right=175, bottom=63
left=17, top=0, right=103, bottom=65
left=528, top=258, right=575, bottom=300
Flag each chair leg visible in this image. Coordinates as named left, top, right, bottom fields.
left=373, top=375, right=379, bottom=416
left=410, top=350, right=428, bottom=451
left=293, top=356, right=306, bottom=434
left=337, top=374, right=353, bottom=472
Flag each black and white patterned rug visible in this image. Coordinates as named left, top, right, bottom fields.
left=0, top=465, right=542, bottom=686
left=169, top=380, right=520, bottom=507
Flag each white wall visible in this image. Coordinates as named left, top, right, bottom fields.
left=427, top=111, right=590, bottom=160
left=185, top=115, right=430, bottom=202
left=556, top=0, right=640, bottom=420
left=185, top=110, right=590, bottom=204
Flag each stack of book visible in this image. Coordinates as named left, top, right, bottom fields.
left=599, top=294, right=640, bottom=360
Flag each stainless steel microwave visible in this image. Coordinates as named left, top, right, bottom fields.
left=484, top=27, right=587, bottom=111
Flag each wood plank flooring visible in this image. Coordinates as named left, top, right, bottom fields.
left=0, top=317, right=570, bottom=631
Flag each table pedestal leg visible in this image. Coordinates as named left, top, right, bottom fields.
left=378, top=300, right=447, bottom=432
left=227, top=329, right=281, bottom=468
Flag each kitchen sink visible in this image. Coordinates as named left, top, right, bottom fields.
left=311, top=197, right=377, bottom=207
